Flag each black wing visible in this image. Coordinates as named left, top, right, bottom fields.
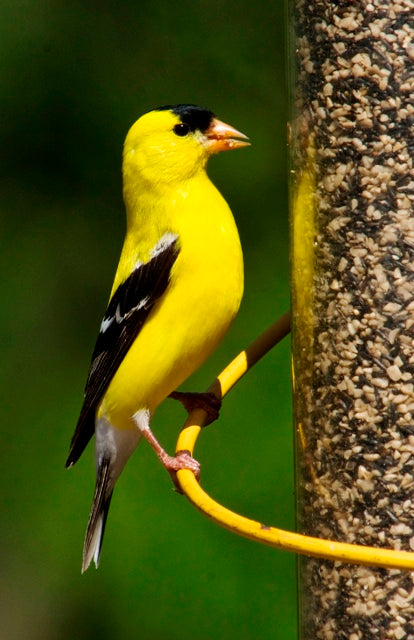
left=66, top=235, right=180, bottom=467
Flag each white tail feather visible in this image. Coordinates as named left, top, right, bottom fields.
left=82, top=457, right=113, bottom=572
left=81, top=417, right=142, bottom=572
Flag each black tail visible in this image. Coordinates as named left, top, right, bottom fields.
left=82, top=456, right=113, bottom=572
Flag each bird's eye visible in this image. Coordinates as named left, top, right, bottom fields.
left=173, top=123, right=190, bottom=137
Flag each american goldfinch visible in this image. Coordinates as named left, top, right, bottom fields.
left=66, top=104, right=248, bottom=572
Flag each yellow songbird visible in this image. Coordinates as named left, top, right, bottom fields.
left=66, top=104, right=248, bottom=571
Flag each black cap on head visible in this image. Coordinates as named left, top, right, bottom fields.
left=156, top=104, right=215, bottom=133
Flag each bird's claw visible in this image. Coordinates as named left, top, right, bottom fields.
left=160, top=449, right=201, bottom=493
left=169, top=390, right=221, bottom=425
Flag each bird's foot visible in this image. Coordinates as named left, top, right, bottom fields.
left=139, top=425, right=200, bottom=492
left=159, top=449, right=201, bottom=493
left=169, top=390, right=221, bottom=425
left=161, top=449, right=201, bottom=476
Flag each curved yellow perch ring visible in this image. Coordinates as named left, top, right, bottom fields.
left=175, top=313, right=414, bottom=571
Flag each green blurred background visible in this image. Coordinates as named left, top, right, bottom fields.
left=1, top=0, right=294, bottom=638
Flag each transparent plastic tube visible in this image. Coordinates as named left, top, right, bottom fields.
left=290, top=2, right=414, bottom=638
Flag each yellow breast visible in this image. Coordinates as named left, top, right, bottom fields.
left=98, top=173, right=243, bottom=429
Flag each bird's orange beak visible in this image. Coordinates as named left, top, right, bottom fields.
left=203, top=118, right=250, bottom=154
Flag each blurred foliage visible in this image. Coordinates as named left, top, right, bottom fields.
left=0, top=0, right=294, bottom=638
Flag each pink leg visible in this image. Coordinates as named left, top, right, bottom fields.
left=140, top=424, right=200, bottom=490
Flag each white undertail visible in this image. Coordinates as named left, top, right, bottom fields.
left=82, top=417, right=142, bottom=572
